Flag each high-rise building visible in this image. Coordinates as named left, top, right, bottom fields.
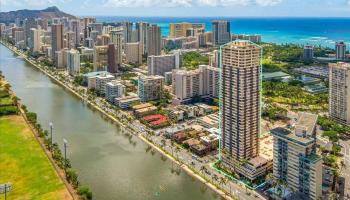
left=172, top=69, right=203, bottom=103
left=109, top=30, right=123, bottom=69
left=83, top=17, right=96, bottom=28
left=14, top=30, right=25, bottom=44
left=148, top=52, right=181, bottom=76
left=271, top=112, right=323, bottom=200
left=107, top=43, right=120, bottom=73
left=29, top=28, right=41, bottom=52
left=125, top=42, right=143, bottom=65
left=138, top=75, right=165, bottom=102
left=23, top=18, right=37, bottom=47
left=209, top=50, right=220, bottom=68
left=37, top=18, right=48, bottom=30
left=136, top=22, right=149, bottom=54
left=329, top=62, right=350, bottom=125
left=90, top=23, right=103, bottom=35
left=93, top=45, right=108, bottom=71
left=336, top=41, right=346, bottom=60
left=220, top=41, right=271, bottom=181
left=171, top=65, right=219, bottom=104
left=51, top=24, right=64, bottom=65
left=212, top=20, right=230, bottom=45
left=123, top=22, right=133, bottom=43
left=67, top=49, right=80, bottom=76
left=169, top=22, right=205, bottom=38
left=65, top=31, right=76, bottom=49
left=70, top=19, right=81, bottom=48
left=303, top=45, right=314, bottom=60
left=200, top=65, right=220, bottom=98
left=146, top=25, right=161, bottom=56
left=100, top=34, right=110, bottom=46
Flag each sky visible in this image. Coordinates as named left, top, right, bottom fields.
left=1, top=0, right=350, bottom=17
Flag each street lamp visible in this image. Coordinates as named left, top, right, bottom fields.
left=49, top=122, right=53, bottom=150
left=63, top=138, right=68, bottom=170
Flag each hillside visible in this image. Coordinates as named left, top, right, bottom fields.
left=0, top=6, right=76, bottom=23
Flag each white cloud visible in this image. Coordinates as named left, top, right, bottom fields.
left=104, top=0, right=193, bottom=7
left=105, top=0, right=283, bottom=7
left=255, top=0, right=281, bottom=6
left=1, top=0, right=72, bottom=7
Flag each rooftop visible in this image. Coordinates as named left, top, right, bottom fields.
left=262, top=71, right=290, bottom=80
left=295, top=112, right=318, bottom=136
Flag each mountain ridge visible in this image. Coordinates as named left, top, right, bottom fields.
left=0, top=6, right=76, bottom=23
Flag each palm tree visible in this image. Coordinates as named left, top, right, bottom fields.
left=200, top=166, right=207, bottom=175
left=281, top=180, right=288, bottom=197
left=212, top=174, right=219, bottom=184
left=332, top=168, right=340, bottom=192
left=219, top=176, right=226, bottom=187
left=160, top=139, right=166, bottom=148
left=265, top=173, right=274, bottom=184
left=329, top=191, right=337, bottom=200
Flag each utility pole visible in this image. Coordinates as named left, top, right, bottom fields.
left=63, top=138, right=68, bottom=170
left=49, top=122, right=53, bottom=150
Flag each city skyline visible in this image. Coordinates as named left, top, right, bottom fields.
left=2, top=0, right=350, bottom=17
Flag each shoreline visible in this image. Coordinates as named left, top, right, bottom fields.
left=0, top=41, right=236, bottom=200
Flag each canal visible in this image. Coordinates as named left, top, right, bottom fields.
left=0, top=44, right=217, bottom=200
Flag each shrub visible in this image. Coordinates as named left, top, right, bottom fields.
left=78, top=186, right=92, bottom=200
left=0, top=106, right=18, bottom=116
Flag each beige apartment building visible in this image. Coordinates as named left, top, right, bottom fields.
left=172, top=65, right=219, bottom=104
left=93, top=45, right=108, bottom=71
left=138, top=75, right=165, bottom=102
left=125, top=42, right=142, bottom=65
left=220, top=40, right=271, bottom=181
left=329, top=62, right=350, bottom=125
left=172, top=69, right=204, bottom=103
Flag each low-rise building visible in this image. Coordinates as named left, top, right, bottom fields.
left=105, top=80, right=125, bottom=103
left=134, top=106, right=158, bottom=118
left=198, top=113, right=219, bottom=129
left=191, top=144, right=210, bottom=156
left=96, top=74, right=115, bottom=96
left=115, top=95, right=141, bottom=109
left=200, top=134, right=219, bottom=150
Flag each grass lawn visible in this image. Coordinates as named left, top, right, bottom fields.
left=0, top=116, right=72, bottom=200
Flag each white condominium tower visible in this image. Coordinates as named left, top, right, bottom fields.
left=329, top=62, right=350, bottom=125
left=271, top=112, right=322, bottom=200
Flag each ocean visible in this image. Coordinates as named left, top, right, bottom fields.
left=96, top=16, right=350, bottom=49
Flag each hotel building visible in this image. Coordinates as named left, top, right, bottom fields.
left=212, top=20, right=230, bottom=46
left=169, top=22, right=205, bottom=38
left=336, top=41, right=346, bottom=60
left=329, top=62, right=350, bottom=125
left=148, top=52, right=181, bottom=76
